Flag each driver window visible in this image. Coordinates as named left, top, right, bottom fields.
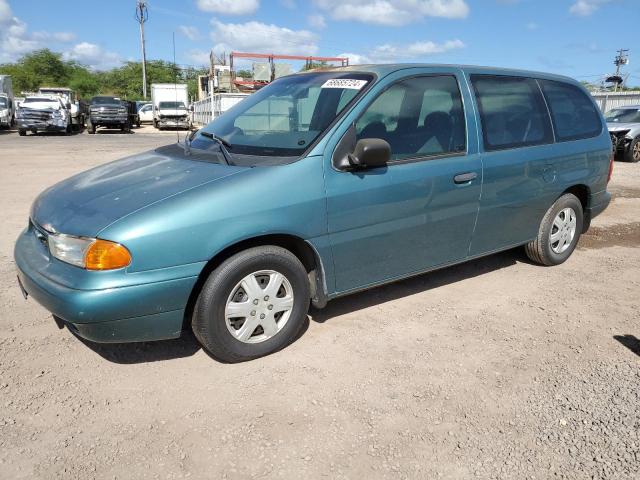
left=356, top=75, right=466, bottom=161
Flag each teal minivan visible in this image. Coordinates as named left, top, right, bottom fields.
left=15, top=64, right=613, bottom=362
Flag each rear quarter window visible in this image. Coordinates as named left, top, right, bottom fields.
left=539, top=80, right=602, bottom=141
left=470, top=75, right=554, bottom=151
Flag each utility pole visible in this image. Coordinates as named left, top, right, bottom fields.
left=135, top=0, right=149, bottom=99
left=613, top=49, right=629, bottom=92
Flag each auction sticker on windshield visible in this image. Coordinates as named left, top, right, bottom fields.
left=321, top=79, right=368, bottom=90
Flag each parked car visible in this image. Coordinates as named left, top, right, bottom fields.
left=151, top=83, right=190, bottom=130
left=38, top=87, right=86, bottom=132
left=138, top=103, right=154, bottom=123
left=15, top=95, right=72, bottom=135
left=605, top=105, right=640, bottom=163
left=87, top=96, right=130, bottom=134
left=0, top=74, right=15, bottom=129
left=15, top=65, right=612, bottom=362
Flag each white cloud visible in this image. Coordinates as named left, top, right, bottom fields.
left=371, top=39, right=465, bottom=60
left=178, top=25, right=201, bottom=41
left=32, top=31, right=76, bottom=42
left=569, top=0, right=611, bottom=16
left=307, top=14, right=327, bottom=29
left=210, top=19, right=318, bottom=56
left=63, top=42, right=122, bottom=70
left=337, top=52, right=373, bottom=64
left=0, top=0, right=11, bottom=24
left=187, top=49, right=211, bottom=66
left=314, top=0, right=469, bottom=26
left=196, top=0, right=259, bottom=15
left=0, top=0, right=79, bottom=62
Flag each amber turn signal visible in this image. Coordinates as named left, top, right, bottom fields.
left=84, top=239, right=132, bottom=270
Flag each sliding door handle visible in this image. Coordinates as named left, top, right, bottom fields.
left=453, top=172, right=478, bottom=184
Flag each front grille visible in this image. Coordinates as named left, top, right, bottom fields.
left=610, top=130, right=630, bottom=149
left=20, top=110, right=52, bottom=121
left=161, top=115, right=187, bottom=120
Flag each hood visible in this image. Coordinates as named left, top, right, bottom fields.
left=21, top=101, right=61, bottom=111
left=90, top=103, right=122, bottom=109
left=607, top=122, right=638, bottom=132
left=32, top=144, right=246, bottom=237
left=159, top=108, right=188, bottom=116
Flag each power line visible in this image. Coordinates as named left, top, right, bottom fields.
left=135, top=0, right=149, bottom=99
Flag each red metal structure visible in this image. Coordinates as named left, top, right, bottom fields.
left=229, top=52, right=349, bottom=88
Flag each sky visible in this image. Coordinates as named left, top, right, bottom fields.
left=0, top=0, right=638, bottom=84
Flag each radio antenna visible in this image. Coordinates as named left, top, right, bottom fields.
left=173, top=31, right=180, bottom=144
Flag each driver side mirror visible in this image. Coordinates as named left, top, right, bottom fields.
left=333, top=123, right=391, bottom=171
left=347, top=138, right=390, bottom=169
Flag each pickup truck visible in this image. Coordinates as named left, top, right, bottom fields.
left=38, top=87, right=86, bottom=132
left=16, top=95, right=72, bottom=136
left=87, top=96, right=130, bottom=134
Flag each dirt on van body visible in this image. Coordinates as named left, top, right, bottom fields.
left=0, top=127, right=639, bottom=480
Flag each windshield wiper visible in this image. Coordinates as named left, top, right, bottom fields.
left=200, top=131, right=233, bottom=165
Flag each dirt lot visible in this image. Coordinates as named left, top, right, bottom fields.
left=0, top=126, right=638, bottom=480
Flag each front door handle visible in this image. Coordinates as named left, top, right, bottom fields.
left=453, top=172, right=478, bottom=184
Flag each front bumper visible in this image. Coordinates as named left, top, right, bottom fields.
left=17, top=119, right=66, bottom=132
left=90, top=114, right=128, bottom=124
left=14, top=226, right=201, bottom=343
left=158, top=118, right=190, bottom=128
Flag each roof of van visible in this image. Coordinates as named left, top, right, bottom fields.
left=303, top=63, right=579, bottom=84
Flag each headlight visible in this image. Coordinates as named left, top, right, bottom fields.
left=48, top=234, right=131, bottom=270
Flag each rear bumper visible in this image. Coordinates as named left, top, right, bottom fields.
left=583, top=190, right=611, bottom=232
left=14, top=227, right=200, bottom=343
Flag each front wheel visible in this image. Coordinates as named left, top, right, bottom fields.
left=525, top=193, right=583, bottom=266
left=18, top=129, right=26, bottom=136
left=624, top=136, right=640, bottom=163
left=192, top=246, right=310, bottom=362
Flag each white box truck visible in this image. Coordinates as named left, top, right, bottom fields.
left=0, top=75, right=15, bottom=129
left=150, top=83, right=190, bottom=130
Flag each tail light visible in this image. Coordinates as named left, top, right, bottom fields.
left=607, top=152, right=614, bottom=184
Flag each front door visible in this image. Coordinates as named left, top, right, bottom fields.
left=324, top=71, right=482, bottom=294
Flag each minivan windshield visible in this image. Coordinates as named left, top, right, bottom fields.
left=197, top=72, right=373, bottom=158
left=605, top=108, right=640, bottom=123
left=159, top=101, right=186, bottom=109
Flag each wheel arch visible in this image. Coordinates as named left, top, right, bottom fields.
left=183, top=234, right=328, bottom=331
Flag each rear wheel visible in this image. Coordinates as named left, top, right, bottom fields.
left=525, top=193, right=583, bottom=266
left=18, top=129, right=26, bottom=136
left=192, top=246, right=310, bottom=362
left=624, top=136, right=640, bottom=163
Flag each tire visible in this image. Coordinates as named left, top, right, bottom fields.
left=153, top=119, right=158, bottom=129
left=525, top=193, right=583, bottom=266
left=136, top=121, right=141, bottom=128
left=87, top=121, right=95, bottom=134
left=192, top=246, right=311, bottom=362
left=18, top=129, right=26, bottom=136
left=65, top=123, right=72, bottom=135
left=624, top=136, right=640, bottom=163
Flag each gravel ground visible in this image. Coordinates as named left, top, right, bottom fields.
left=0, top=126, right=638, bottom=479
